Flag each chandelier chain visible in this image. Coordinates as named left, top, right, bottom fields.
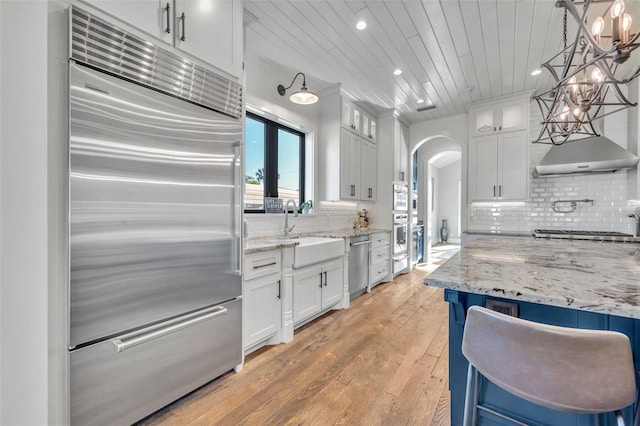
left=563, top=8, right=568, bottom=63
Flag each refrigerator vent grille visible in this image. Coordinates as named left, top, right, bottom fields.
left=70, top=6, right=243, bottom=119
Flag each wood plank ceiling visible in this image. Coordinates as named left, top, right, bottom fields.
left=244, top=0, right=569, bottom=125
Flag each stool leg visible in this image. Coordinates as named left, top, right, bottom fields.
left=615, top=409, right=626, bottom=426
left=463, top=364, right=474, bottom=426
left=472, top=367, right=479, bottom=426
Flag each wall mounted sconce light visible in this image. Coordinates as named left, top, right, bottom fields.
left=277, top=72, right=318, bottom=105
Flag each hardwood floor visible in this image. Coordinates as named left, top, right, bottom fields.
left=140, top=266, right=451, bottom=426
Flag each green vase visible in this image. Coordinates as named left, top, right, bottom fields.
left=440, top=219, right=449, bottom=243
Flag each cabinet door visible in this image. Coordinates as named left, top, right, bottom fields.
left=472, top=107, right=497, bottom=135
left=498, top=130, right=528, bottom=200
left=174, top=0, right=243, bottom=77
left=399, top=125, right=409, bottom=182
left=292, top=266, right=322, bottom=324
left=369, top=118, right=377, bottom=142
left=499, top=100, right=528, bottom=133
left=340, top=129, right=361, bottom=200
left=393, top=121, right=408, bottom=182
left=352, top=105, right=362, bottom=134
left=361, top=139, right=377, bottom=201
left=342, top=99, right=353, bottom=130
left=362, top=114, right=370, bottom=139
left=321, top=259, right=343, bottom=309
left=82, top=0, right=172, bottom=44
left=471, top=135, right=499, bottom=200
left=244, top=273, right=281, bottom=348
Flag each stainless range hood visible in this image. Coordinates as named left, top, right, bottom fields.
left=533, top=136, right=639, bottom=178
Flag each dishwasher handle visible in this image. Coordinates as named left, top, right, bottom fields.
left=351, top=241, right=370, bottom=247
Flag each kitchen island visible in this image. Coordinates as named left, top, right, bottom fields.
left=425, top=237, right=640, bottom=426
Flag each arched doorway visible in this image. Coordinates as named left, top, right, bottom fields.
left=412, top=136, right=463, bottom=265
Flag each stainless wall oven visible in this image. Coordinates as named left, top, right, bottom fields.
left=393, top=213, right=409, bottom=275
left=393, top=213, right=408, bottom=254
left=393, top=183, right=408, bottom=211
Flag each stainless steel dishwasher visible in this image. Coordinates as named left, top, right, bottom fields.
left=348, top=235, right=370, bottom=299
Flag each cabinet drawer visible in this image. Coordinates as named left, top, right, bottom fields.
left=244, top=250, right=281, bottom=281
left=370, top=263, right=389, bottom=285
left=370, top=246, right=389, bottom=265
left=370, top=233, right=390, bottom=248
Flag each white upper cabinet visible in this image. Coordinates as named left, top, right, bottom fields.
left=342, top=98, right=361, bottom=134
left=361, top=139, right=377, bottom=201
left=320, top=86, right=379, bottom=202
left=81, top=0, right=243, bottom=78
left=174, top=0, right=243, bottom=77
left=468, top=130, right=528, bottom=201
left=340, top=129, right=362, bottom=200
left=81, top=1, right=173, bottom=43
left=469, top=96, right=529, bottom=136
left=393, top=120, right=409, bottom=183
left=361, top=111, right=377, bottom=142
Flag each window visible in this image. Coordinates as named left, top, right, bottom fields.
left=244, top=112, right=305, bottom=212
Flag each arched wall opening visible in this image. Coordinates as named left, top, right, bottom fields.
left=408, top=113, right=468, bottom=265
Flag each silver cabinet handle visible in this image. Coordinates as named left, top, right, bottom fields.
left=350, top=184, right=356, bottom=196
left=400, top=171, right=405, bottom=181
left=493, top=185, right=496, bottom=197
left=179, top=12, right=186, bottom=41
left=323, top=271, right=327, bottom=287
left=499, top=185, right=502, bottom=197
left=277, top=279, right=281, bottom=299
left=112, top=305, right=227, bottom=353
left=319, top=272, right=323, bottom=288
left=164, top=3, right=171, bottom=33
left=253, top=261, right=277, bottom=270
left=368, top=188, right=372, bottom=198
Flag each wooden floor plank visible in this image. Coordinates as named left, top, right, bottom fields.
left=140, top=264, right=452, bottom=426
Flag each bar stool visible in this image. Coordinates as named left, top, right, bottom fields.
left=462, top=306, right=637, bottom=426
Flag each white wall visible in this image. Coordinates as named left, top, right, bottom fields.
left=436, top=160, right=462, bottom=242
left=1, top=1, right=50, bottom=424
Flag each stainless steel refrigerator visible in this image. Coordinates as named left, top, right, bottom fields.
left=68, top=8, right=243, bottom=425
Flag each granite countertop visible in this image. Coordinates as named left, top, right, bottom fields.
left=425, top=237, right=640, bottom=319
left=244, top=228, right=390, bottom=254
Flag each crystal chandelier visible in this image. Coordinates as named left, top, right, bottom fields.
left=533, top=0, right=640, bottom=145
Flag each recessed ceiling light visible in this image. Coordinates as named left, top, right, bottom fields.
left=393, top=68, right=402, bottom=76
left=531, top=69, right=542, bottom=76
left=356, top=20, right=367, bottom=30
left=417, top=99, right=425, bottom=104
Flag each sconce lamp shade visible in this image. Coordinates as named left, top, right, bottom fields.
left=277, top=72, right=318, bottom=105
left=289, top=87, right=318, bottom=104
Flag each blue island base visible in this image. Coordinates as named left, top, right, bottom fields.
left=445, top=289, right=639, bottom=426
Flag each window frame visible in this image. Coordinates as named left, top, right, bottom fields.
left=244, top=112, right=306, bottom=213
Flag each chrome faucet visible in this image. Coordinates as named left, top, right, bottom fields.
left=284, top=199, right=298, bottom=236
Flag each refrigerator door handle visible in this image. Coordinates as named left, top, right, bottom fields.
left=112, top=305, right=228, bottom=353
left=233, top=141, right=242, bottom=276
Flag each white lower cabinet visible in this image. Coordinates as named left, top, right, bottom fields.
left=243, top=272, right=281, bottom=348
left=369, top=232, right=390, bottom=287
left=243, top=250, right=282, bottom=350
left=293, top=258, right=344, bottom=324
